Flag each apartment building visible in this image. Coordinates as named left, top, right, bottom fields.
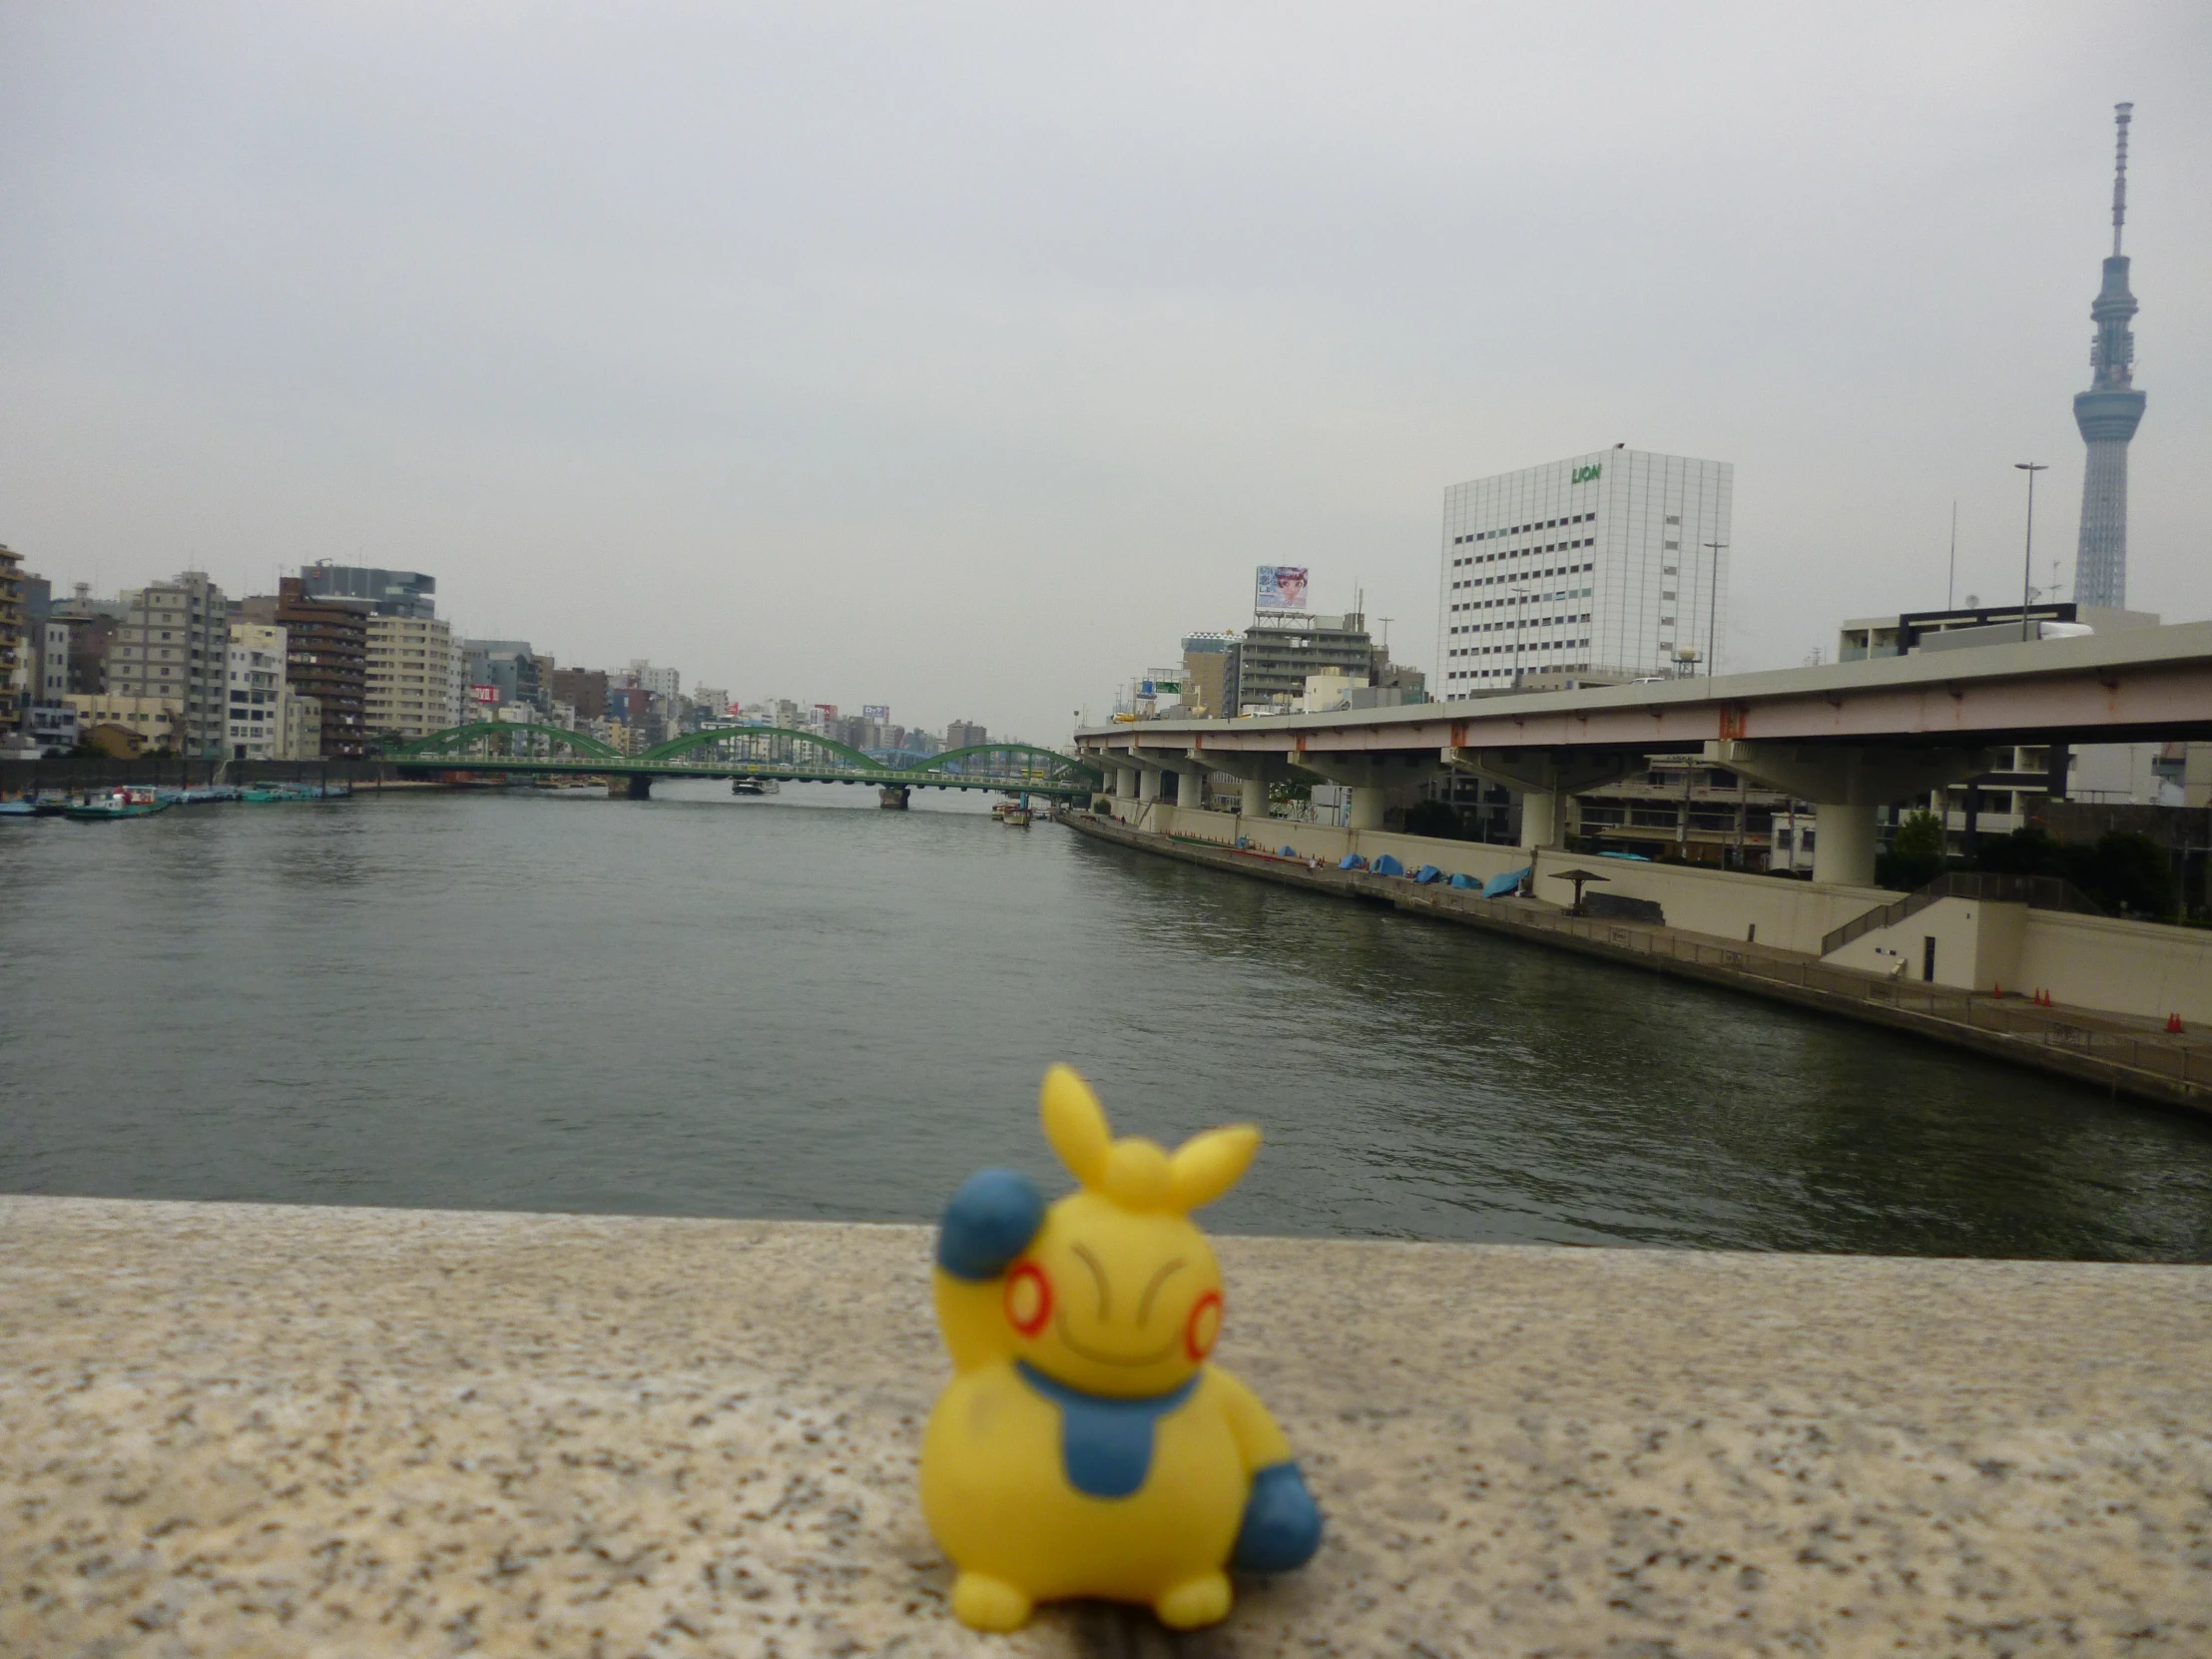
left=109, top=572, right=230, bottom=757
left=0, top=546, right=22, bottom=733
left=241, top=578, right=368, bottom=758
left=364, top=613, right=456, bottom=744
left=65, top=695, right=183, bottom=754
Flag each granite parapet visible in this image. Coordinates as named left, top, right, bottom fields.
left=3, top=1197, right=2209, bottom=1655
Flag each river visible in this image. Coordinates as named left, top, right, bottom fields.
left=4, top=780, right=2210, bottom=1259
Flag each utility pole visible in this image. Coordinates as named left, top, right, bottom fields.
left=1701, top=540, right=1727, bottom=677
left=2014, top=463, right=2048, bottom=641
left=1946, top=500, right=1957, bottom=610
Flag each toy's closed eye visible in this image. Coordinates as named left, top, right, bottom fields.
left=1072, top=1243, right=1110, bottom=1318
left=1137, top=1258, right=1185, bottom=1325
left=1004, top=1262, right=1052, bottom=1337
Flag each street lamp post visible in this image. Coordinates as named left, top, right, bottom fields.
left=1701, top=539, right=1728, bottom=678
left=2014, top=463, right=2048, bottom=642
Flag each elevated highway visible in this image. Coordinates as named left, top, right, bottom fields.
left=1077, top=622, right=2212, bottom=885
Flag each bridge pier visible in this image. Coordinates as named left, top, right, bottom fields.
left=1240, top=777, right=1269, bottom=819
left=612, top=774, right=651, bottom=801
left=1715, top=743, right=1993, bottom=889
left=1137, top=770, right=1162, bottom=806
left=1175, top=767, right=1208, bottom=814
left=878, top=786, right=909, bottom=811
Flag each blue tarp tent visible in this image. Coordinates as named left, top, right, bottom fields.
left=1413, top=864, right=1442, bottom=883
left=1481, top=866, right=1530, bottom=899
left=1338, top=853, right=1368, bottom=870
left=1598, top=849, right=1652, bottom=862
left=1448, top=872, right=1479, bottom=889
left=1373, top=853, right=1404, bottom=876
left=1280, top=845, right=1297, bottom=857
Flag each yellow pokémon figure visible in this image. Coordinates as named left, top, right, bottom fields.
left=919, top=1065, right=1323, bottom=1632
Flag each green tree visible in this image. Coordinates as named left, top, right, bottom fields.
left=1878, top=808, right=1949, bottom=890
left=1892, top=809, right=1945, bottom=860
left=2084, top=830, right=2179, bottom=919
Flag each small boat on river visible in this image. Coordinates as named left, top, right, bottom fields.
left=63, top=787, right=171, bottom=822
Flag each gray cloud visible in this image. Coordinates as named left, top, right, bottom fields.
left=3, top=2, right=2206, bottom=738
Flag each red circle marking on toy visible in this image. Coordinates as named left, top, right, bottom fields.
left=1004, top=1262, right=1053, bottom=1337
left=1184, top=1291, right=1223, bottom=1361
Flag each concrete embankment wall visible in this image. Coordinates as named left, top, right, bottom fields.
left=1115, top=801, right=2212, bottom=1022
left=1117, top=800, right=1896, bottom=955
left=6, top=1196, right=2210, bottom=1655
left=1074, top=812, right=2212, bottom=1109
left=2019, top=911, right=2212, bottom=1023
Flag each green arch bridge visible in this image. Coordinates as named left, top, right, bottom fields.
left=381, top=723, right=1102, bottom=801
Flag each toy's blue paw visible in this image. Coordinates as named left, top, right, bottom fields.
left=936, top=1168, right=1046, bottom=1282
left=1232, top=1460, right=1323, bottom=1573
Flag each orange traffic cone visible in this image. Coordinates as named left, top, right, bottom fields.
left=2168, top=1013, right=2185, bottom=1034
left=1992, top=981, right=2003, bottom=998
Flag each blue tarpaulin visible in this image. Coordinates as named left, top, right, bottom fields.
left=1448, top=872, right=1479, bottom=889
left=1373, top=853, right=1404, bottom=876
left=1413, top=864, right=1442, bottom=883
left=1481, top=866, right=1530, bottom=899
left=1280, top=845, right=1297, bottom=857
left=1338, top=853, right=1368, bottom=870
left=1598, top=849, right=1652, bottom=862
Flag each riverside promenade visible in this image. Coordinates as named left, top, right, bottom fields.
left=4, top=1196, right=2209, bottom=1655
left=1063, top=811, right=2212, bottom=1114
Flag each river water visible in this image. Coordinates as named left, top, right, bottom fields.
left=4, top=781, right=2210, bottom=1260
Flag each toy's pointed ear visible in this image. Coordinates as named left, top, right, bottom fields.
left=1040, top=1065, right=1112, bottom=1188
left=1169, top=1125, right=1260, bottom=1213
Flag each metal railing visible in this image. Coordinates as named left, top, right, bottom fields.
left=1822, top=872, right=2105, bottom=956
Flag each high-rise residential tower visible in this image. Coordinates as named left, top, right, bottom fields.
left=2072, top=103, right=2146, bottom=611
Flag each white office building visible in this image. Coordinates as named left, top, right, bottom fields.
left=1436, top=448, right=1733, bottom=697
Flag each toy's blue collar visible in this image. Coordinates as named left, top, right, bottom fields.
left=1015, top=1361, right=1200, bottom=1500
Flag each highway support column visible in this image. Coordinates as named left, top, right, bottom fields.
left=1300, top=753, right=1448, bottom=836
left=1714, top=742, right=1994, bottom=890
left=1183, top=750, right=1290, bottom=832
left=613, top=774, right=652, bottom=801
left=1445, top=749, right=1640, bottom=853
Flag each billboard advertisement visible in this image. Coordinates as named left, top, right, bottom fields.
left=1255, top=565, right=1311, bottom=613
left=469, top=683, right=500, bottom=705
left=862, top=704, right=890, bottom=722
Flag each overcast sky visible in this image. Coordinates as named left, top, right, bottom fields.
left=3, top=3, right=2206, bottom=741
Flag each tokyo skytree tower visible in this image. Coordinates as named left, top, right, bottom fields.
left=2071, top=103, right=2145, bottom=610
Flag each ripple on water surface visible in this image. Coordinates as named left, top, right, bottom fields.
left=4, top=782, right=2210, bottom=1261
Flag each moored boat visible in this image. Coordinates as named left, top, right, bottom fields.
left=62, top=787, right=171, bottom=822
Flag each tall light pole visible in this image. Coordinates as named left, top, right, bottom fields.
left=2014, top=463, right=2048, bottom=641
left=1701, top=539, right=1727, bottom=677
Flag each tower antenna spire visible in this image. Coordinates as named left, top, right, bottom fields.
left=2110, top=102, right=2132, bottom=257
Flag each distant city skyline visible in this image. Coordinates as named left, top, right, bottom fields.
left=2, top=7, right=2206, bottom=742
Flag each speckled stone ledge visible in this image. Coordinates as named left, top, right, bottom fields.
left=3, top=1198, right=2209, bottom=1656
